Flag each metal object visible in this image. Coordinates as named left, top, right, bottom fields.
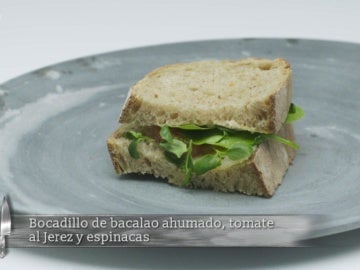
left=0, top=196, right=11, bottom=258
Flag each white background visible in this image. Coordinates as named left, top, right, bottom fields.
left=1, top=0, right=360, bottom=269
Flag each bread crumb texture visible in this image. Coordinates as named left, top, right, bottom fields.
left=107, top=124, right=296, bottom=197
left=120, top=58, right=292, bottom=134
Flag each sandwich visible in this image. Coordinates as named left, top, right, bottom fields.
left=107, top=58, right=303, bottom=197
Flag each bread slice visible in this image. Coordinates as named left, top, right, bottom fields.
left=120, top=58, right=292, bottom=134
left=107, top=124, right=295, bottom=197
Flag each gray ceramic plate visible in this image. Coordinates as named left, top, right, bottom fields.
left=0, top=39, right=359, bottom=239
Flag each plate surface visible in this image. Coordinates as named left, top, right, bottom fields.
left=0, top=39, right=359, bottom=238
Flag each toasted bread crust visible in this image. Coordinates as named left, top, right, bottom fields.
left=107, top=124, right=295, bottom=197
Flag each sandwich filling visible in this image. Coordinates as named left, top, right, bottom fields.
left=124, top=104, right=303, bottom=185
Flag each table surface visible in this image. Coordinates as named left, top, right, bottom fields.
left=1, top=0, right=360, bottom=269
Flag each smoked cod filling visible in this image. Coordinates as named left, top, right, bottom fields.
left=124, top=104, right=303, bottom=185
